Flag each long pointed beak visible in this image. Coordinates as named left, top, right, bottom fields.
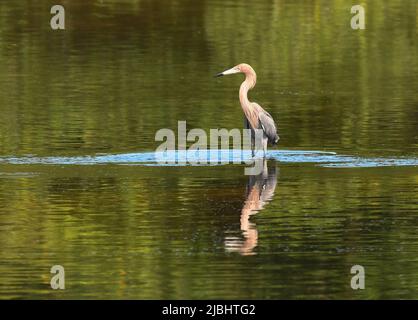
left=214, top=67, right=240, bottom=78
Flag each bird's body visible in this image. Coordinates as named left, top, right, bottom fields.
left=216, top=63, right=279, bottom=157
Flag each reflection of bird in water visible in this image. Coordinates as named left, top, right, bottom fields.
left=225, top=160, right=277, bottom=255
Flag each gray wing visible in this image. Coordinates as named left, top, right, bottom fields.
left=258, top=111, right=280, bottom=145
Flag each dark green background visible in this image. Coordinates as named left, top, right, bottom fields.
left=0, top=0, right=417, bottom=299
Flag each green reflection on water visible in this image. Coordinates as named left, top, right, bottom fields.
left=0, top=0, right=417, bottom=299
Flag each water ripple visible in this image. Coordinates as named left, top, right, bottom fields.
left=0, top=150, right=417, bottom=168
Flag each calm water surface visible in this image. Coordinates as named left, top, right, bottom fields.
left=0, top=0, right=417, bottom=299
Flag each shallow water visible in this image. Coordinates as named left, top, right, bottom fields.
left=0, top=0, right=417, bottom=299
left=1, top=150, right=418, bottom=168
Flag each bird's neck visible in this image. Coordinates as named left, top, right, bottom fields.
left=239, top=72, right=257, bottom=126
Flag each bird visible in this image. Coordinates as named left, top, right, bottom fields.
left=215, top=63, right=279, bottom=157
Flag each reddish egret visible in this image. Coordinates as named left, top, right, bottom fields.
left=216, top=63, right=279, bottom=156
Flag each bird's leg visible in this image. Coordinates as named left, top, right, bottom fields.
left=262, top=136, right=268, bottom=158
left=251, top=130, right=255, bottom=157
left=244, top=118, right=255, bottom=158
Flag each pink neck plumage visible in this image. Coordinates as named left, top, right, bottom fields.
left=239, top=69, right=257, bottom=127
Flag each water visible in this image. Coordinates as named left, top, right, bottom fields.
left=1, top=150, right=418, bottom=168
left=0, top=0, right=417, bottom=299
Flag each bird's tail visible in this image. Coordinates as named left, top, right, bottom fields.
left=272, top=135, right=280, bottom=145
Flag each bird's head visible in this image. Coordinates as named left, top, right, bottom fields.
left=215, top=63, right=255, bottom=78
